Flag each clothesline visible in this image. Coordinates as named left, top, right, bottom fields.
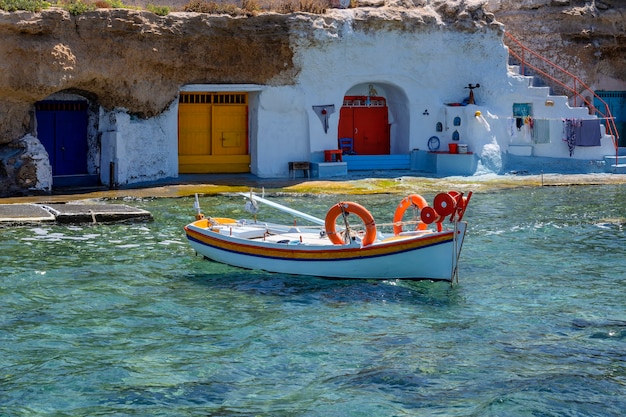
left=502, top=116, right=615, bottom=121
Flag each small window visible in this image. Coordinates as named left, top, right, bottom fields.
left=453, top=116, right=461, bottom=126
left=452, top=130, right=460, bottom=141
left=436, top=122, right=443, bottom=132
left=513, top=103, right=532, bottom=117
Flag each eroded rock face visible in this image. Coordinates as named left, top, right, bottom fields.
left=486, top=0, right=626, bottom=90
left=0, top=134, right=51, bottom=195
left=0, top=9, right=295, bottom=121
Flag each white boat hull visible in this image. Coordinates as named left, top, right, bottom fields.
left=184, top=220, right=467, bottom=281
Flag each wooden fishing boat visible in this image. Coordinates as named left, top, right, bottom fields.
left=184, top=190, right=472, bottom=282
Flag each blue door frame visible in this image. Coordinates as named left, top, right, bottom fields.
left=36, top=101, right=88, bottom=176
left=594, top=91, right=626, bottom=147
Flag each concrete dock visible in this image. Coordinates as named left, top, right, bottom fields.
left=0, top=203, right=152, bottom=225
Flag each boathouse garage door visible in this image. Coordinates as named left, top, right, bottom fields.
left=178, top=92, right=250, bottom=173
left=594, top=91, right=626, bottom=147
left=35, top=101, right=88, bottom=176
left=338, top=96, right=390, bottom=155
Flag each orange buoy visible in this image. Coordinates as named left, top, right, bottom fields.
left=393, top=194, right=429, bottom=235
left=325, top=202, right=377, bottom=246
left=444, top=190, right=472, bottom=221
left=455, top=191, right=472, bottom=221
left=420, top=206, right=444, bottom=232
left=420, top=206, right=441, bottom=224
left=448, top=190, right=462, bottom=205
left=433, top=192, right=457, bottom=217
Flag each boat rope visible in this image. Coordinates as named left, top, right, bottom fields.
left=382, top=220, right=423, bottom=228
left=339, top=204, right=352, bottom=244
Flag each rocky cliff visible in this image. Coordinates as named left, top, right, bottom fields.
left=0, top=0, right=624, bottom=195
left=0, top=9, right=295, bottom=139
left=486, top=0, right=626, bottom=90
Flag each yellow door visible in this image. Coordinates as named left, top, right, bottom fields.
left=178, top=92, right=250, bottom=173
left=212, top=103, right=247, bottom=156
left=179, top=93, right=211, bottom=158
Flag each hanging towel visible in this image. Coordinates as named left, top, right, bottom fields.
left=532, top=119, right=550, bottom=144
left=508, top=118, right=516, bottom=139
left=575, top=119, right=602, bottom=146
left=563, top=119, right=581, bottom=156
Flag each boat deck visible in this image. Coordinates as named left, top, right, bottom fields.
left=206, top=222, right=437, bottom=247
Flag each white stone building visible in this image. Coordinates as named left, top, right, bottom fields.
left=34, top=8, right=621, bottom=190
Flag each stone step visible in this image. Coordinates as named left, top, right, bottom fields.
left=53, top=174, right=100, bottom=188
left=604, top=155, right=626, bottom=165
left=526, top=86, right=551, bottom=96
left=608, top=164, right=626, bottom=174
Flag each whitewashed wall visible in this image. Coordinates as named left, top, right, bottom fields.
left=100, top=11, right=617, bottom=184
left=253, top=17, right=515, bottom=177
left=99, top=105, right=178, bottom=186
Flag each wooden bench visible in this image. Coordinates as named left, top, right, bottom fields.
left=288, top=161, right=310, bottom=179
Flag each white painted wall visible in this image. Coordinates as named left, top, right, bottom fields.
left=99, top=105, right=178, bottom=186
left=252, top=20, right=509, bottom=177
left=22, top=134, right=52, bottom=192
left=100, top=11, right=617, bottom=185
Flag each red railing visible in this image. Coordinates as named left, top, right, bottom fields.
left=504, top=32, right=619, bottom=162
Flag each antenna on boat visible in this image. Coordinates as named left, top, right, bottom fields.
left=245, top=188, right=259, bottom=222
left=194, top=193, right=204, bottom=220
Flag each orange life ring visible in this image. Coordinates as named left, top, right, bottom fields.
left=325, top=202, right=377, bottom=246
left=393, top=194, right=429, bottom=235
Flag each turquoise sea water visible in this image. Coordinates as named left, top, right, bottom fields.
left=1, top=185, right=625, bottom=416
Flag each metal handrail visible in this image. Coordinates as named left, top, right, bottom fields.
left=504, top=32, right=619, bottom=164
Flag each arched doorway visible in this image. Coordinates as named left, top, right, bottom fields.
left=338, top=94, right=390, bottom=154
left=337, top=83, right=410, bottom=168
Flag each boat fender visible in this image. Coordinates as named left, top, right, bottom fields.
left=325, top=202, right=377, bottom=247
left=443, top=190, right=471, bottom=221
left=420, top=206, right=443, bottom=232
left=433, top=192, right=458, bottom=217
left=393, top=194, right=429, bottom=235
left=454, top=191, right=472, bottom=221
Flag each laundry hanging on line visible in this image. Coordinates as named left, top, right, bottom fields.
left=562, top=118, right=602, bottom=156
left=532, top=119, right=550, bottom=144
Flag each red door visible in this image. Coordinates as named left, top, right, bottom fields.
left=338, top=96, right=389, bottom=155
